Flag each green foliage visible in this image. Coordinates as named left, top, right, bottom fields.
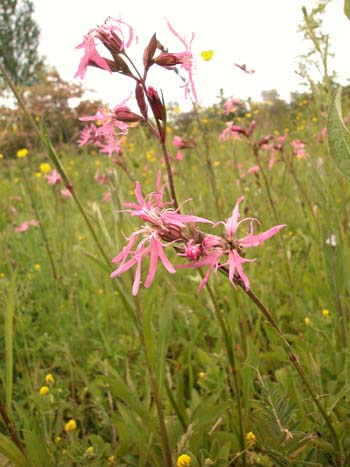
left=328, top=87, right=350, bottom=179
left=0, top=0, right=44, bottom=89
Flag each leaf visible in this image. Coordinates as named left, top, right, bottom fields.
left=327, top=87, right=350, bottom=179
left=5, top=272, right=16, bottom=413
left=345, top=0, right=350, bottom=20
left=0, top=433, right=29, bottom=467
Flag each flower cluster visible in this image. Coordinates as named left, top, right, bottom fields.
left=75, top=17, right=197, bottom=154
left=111, top=176, right=285, bottom=294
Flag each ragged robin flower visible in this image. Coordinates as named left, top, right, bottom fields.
left=179, top=196, right=285, bottom=292
left=111, top=172, right=211, bottom=295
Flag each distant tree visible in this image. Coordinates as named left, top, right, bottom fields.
left=0, top=0, right=44, bottom=90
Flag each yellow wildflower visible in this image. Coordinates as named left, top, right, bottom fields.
left=35, top=172, right=42, bottom=178
left=213, top=161, right=221, bottom=167
left=177, top=454, right=191, bottom=467
left=40, top=162, right=52, bottom=173
left=64, top=419, right=77, bottom=432
left=304, top=317, right=311, bottom=326
left=45, top=373, right=55, bottom=385
left=245, top=112, right=252, bottom=118
left=0, top=272, right=5, bottom=279
left=85, top=446, right=94, bottom=458
left=322, top=309, right=330, bottom=317
left=39, top=386, right=49, bottom=396
left=0, top=153, right=4, bottom=159
left=199, top=371, right=206, bottom=379
left=200, top=50, right=214, bottom=61
left=16, top=148, right=28, bottom=158
left=54, top=436, right=62, bottom=444
left=34, top=264, right=41, bottom=271
left=246, top=431, right=256, bottom=448
left=107, top=455, right=116, bottom=466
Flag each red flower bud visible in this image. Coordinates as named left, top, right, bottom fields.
left=143, top=33, right=157, bottom=69
left=147, top=86, right=165, bottom=121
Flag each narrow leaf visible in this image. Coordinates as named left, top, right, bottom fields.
left=345, top=0, right=350, bottom=20
left=327, top=87, right=350, bottom=179
left=5, top=272, right=16, bottom=413
left=0, top=433, right=29, bottom=467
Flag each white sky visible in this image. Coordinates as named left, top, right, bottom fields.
left=32, top=0, right=350, bottom=110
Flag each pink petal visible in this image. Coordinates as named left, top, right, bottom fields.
left=239, top=224, right=286, bottom=248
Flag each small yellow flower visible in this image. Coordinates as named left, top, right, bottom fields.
left=35, top=116, right=41, bottom=122
left=200, top=50, right=214, bottom=61
left=177, top=454, right=191, bottom=467
left=54, top=436, right=62, bottom=444
left=45, top=373, right=55, bottom=385
left=98, top=289, right=104, bottom=295
left=35, top=172, right=42, bottom=178
left=12, top=124, right=18, bottom=131
left=0, top=153, right=4, bottom=159
left=85, top=446, right=94, bottom=458
left=107, top=455, right=116, bottom=466
left=40, top=162, right=52, bottom=173
left=64, top=419, right=77, bottom=432
left=34, top=264, right=41, bottom=271
left=0, top=272, right=5, bottom=279
left=199, top=371, right=206, bottom=379
left=69, top=160, right=75, bottom=166
left=95, top=159, right=101, bottom=167
left=246, top=431, right=256, bottom=448
left=39, top=386, right=49, bottom=396
left=322, top=309, right=330, bottom=317
left=245, top=112, right=252, bottom=118
left=16, top=148, right=28, bottom=158
left=213, top=161, right=221, bottom=167
left=304, top=317, right=311, bottom=326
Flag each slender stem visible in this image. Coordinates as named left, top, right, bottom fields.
left=134, top=298, right=173, bottom=467
left=203, top=276, right=247, bottom=466
left=251, top=144, right=278, bottom=222
left=238, top=280, right=343, bottom=463
left=0, top=403, right=26, bottom=454
left=22, top=165, right=58, bottom=280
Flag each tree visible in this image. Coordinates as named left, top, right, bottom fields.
left=0, top=0, right=44, bottom=89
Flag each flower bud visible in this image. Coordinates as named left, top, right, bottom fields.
left=147, top=86, right=165, bottom=121
left=113, top=106, right=143, bottom=122
left=135, top=84, right=147, bottom=117
left=143, top=33, right=157, bottom=69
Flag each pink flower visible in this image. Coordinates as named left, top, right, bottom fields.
left=60, top=188, right=72, bottom=199
left=172, top=135, right=195, bottom=149
left=165, top=20, right=197, bottom=101
left=46, top=169, right=62, bottom=185
left=74, top=34, right=111, bottom=80
left=80, top=109, right=129, bottom=138
left=94, top=170, right=108, bottom=185
left=179, top=197, right=285, bottom=292
left=77, top=125, right=99, bottom=147
left=97, top=136, right=123, bottom=158
left=316, top=127, right=328, bottom=143
left=74, top=17, right=137, bottom=80
left=224, top=98, right=241, bottom=115
left=14, top=219, right=39, bottom=233
left=240, top=165, right=260, bottom=178
left=102, top=191, right=112, bottom=202
left=111, top=173, right=211, bottom=295
left=291, top=139, right=308, bottom=159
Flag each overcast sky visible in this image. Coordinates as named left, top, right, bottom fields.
left=32, top=0, right=350, bottom=109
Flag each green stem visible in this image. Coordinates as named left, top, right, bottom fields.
left=134, top=298, right=173, bottom=467
left=203, top=276, right=247, bottom=467
left=240, top=281, right=344, bottom=464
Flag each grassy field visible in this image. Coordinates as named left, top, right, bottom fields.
left=1, top=87, right=350, bottom=467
